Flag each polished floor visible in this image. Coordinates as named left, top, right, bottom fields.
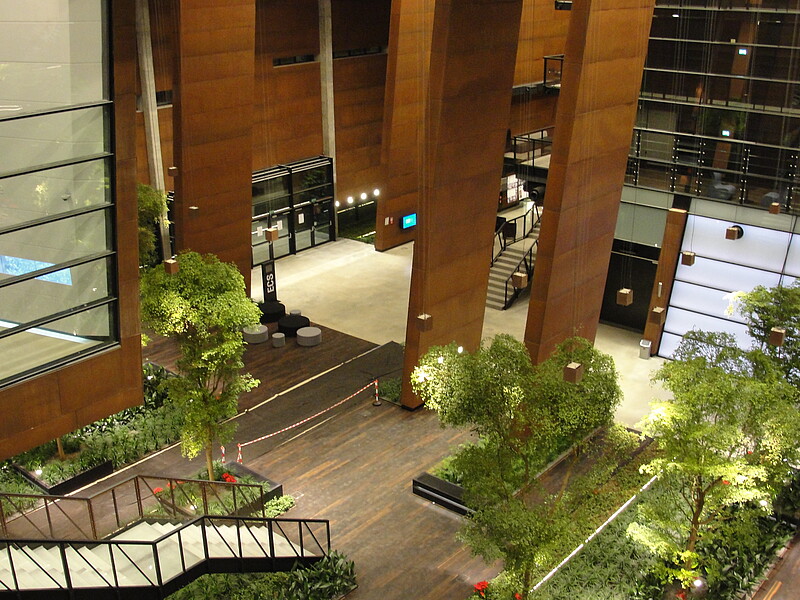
left=252, top=237, right=671, bottom=427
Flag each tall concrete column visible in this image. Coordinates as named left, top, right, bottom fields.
left=524, top=0, right=656, bottom=363
left=400, top=0, right=524, bottom=408
left=135, top=0, right=171, bottom=259
left=318, top=0, right=337, bottom=232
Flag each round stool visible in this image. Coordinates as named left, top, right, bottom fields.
left=242, top=324, right=269, bottom=344
left=297, top=326, right=322, bottom=347
left=277, top=314, right=310, bottom=337
left=272, top=332, right=286, bottom=348
left=259, top=301, right=286, bottom=324
left=290, top=309, right=302, bottom=316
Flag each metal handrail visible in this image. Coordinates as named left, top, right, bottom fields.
left=0, top=515, right=330, bottom=594
left=501, top=239, right=538, bottom=310
left=0, top=474, right=269, bottom=542
left=492, top=203, right=541, bottom=266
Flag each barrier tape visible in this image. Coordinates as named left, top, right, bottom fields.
left=235, top=380, right=377, bottom=462
left=220, top=445, right=226, bottom=463
left=237, top=445, right=243, bottom=463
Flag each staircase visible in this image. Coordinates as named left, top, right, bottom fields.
left=0, top=475, right=330, bottom=598
left=487, top=221, right=540, bottom=310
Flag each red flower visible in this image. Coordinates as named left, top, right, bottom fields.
left=515, top=594, right=523, bottom=600
left=722, top=480, right=731, bottom=485
left=676, top=591, right=687, bottom=600
left=221, top=473, right=237, bottom=483
left=474, top=580, right=489, bottom=597
left=153, top=487, right=163, bottom=493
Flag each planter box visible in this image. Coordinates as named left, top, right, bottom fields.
left=223, top=462, right=283, bottom=516
left=12, top=460, right=114, bottom=496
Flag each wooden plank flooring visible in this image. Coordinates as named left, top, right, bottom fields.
left=142, top=323, right=377, bottom=410
left=249, top=398, right=500, bottom=599
left=35, top=332, right=497, bottom=598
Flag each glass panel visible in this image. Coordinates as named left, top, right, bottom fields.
left=0, top=302, right=115, bottom=383
left=314, top=202, right=333, bottom=245
left=294, top=205, right=313, bottom=252
left=291, top=166, right=329, bottom=193
left=670, top=280, right=747, bottom=324
left=0, top=159, right=110, bottom=228
left=0, top=1, right=107, bottom=114
left=271, top=213, right=291, bottom=259
left=0, top=257, right=112, bottom=327
left=0, top=209, right=111, bottom=281
left=674, top=256, right=782, bottom=293
left=663, top=306, right=752, bottom=348
left=0, top=106, right=108, bottom=176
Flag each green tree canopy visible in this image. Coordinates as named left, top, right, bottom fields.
left=140, top=251, right=261, bottom=479
left=628, top=330, right=800, bottom=588
left=735, top=281, right=800, bottom=385
left=412, top=335, right=622, bottom=597
left=137, top=183, right=168, bottom=268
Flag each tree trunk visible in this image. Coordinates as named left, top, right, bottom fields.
left=205, top=445, right=216, bottom=482
left=684, top=485, right=705, bottom=570
left=56, top=437, right=66, bottom=461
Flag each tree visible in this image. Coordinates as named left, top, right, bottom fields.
left=627, top=330, right=800, bottom=590
left=735, top=281, right=800, bottom=385
left=137, top=183, right=168, bottom=268
left=140, top=251, right=261, bottom=480
left=412, top=335, right=621, bottom=598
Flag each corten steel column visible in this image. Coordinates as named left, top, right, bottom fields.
left=643, top=208, right=687, bottom=355
left=173, top=0, right=256, bottom=283
left=400, top=0, right=524, bottom=409
left=376, top=0, right=434, bottom=252
left=524, top=0, right=656, bottom=364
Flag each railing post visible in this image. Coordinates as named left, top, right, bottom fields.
left=134, top=477, right=144, bottom=519
left=201, top=482, right=209, bottom=515
left=326, top=520, right=331, bottom=554
left=200, top=517, right=209, bottom=560
left=0, top=497, right=7, bottom=538
left=59, top=543, right=73, bottom=591
left=44, top=499, right=54, bottom=539
left=153, top=544, right=163, bottom=587
left=87, top=499, right=98, bottom=540
left=236, top=517, right=243, bottom=558
left=178, top=528, right=186, bottom=572
left=111, top=487, right=120, bottom=529
left=298, top=521, right=304, bottom=557
left=268, top=520, right=276, bottom=570
left=108, top=544, right=120, bottom=588
left=7, top=543, right=19, bottom=592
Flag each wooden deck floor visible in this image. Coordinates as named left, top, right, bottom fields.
left=80, top=330, right=497, bottom=598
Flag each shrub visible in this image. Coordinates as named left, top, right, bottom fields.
left=284, top=551, right=356, bottom=600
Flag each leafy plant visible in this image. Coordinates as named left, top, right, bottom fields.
left=140, top=251, right=261, bottom=480
left=284, top=551, right=356, bottom=600
left=137, top=183, right=168, bottom=268
left=627, top=330, right=800, bottom=590
left=377, top=377, right=402, bottom=404
left=412, top=335, right=622, bottom=598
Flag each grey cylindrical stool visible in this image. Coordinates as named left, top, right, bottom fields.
left=242, top=324, right=269, bottom=344
left=296, top=326, right=322, bottom=347
left=290, top=309, right=302, bottom=316
left=272, top=332, right=286, bottom=348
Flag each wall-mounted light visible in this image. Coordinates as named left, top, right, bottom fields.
left=725, top=225, right=744, bottom=240
left=347, top=196, right=354, bottom=204
left=373, top=188, right=380, bottom=197
left=360, top=192, right=368, bottom=201
left=672, top=13, right=679, bottom=17
left=649, top=306, right=666, bottom=325
left=738, top=48, right=748, bottom=56
left=416, top=313, right=433, bottom=331
left=334, top=200, right=340, bottom=208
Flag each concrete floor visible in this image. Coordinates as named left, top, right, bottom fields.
left=252, top=238, right=671, bottom=427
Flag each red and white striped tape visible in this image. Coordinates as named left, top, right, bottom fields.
left=235, top=380, right=377, bottom=462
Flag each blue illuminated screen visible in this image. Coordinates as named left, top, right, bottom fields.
left=401, top=213, right=417, bottom=229
left=0, top=255, right=73, bottom=285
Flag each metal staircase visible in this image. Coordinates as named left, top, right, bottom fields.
left=0, top=475, right=329, bottom=598
left=487, top=205, right=541, bottom=310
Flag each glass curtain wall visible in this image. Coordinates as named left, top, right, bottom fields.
left=251, top=156, right=334, bottom=264
left=628, top=2, right=800, bottom=211
left=0, top=1, right=117, bottom=385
